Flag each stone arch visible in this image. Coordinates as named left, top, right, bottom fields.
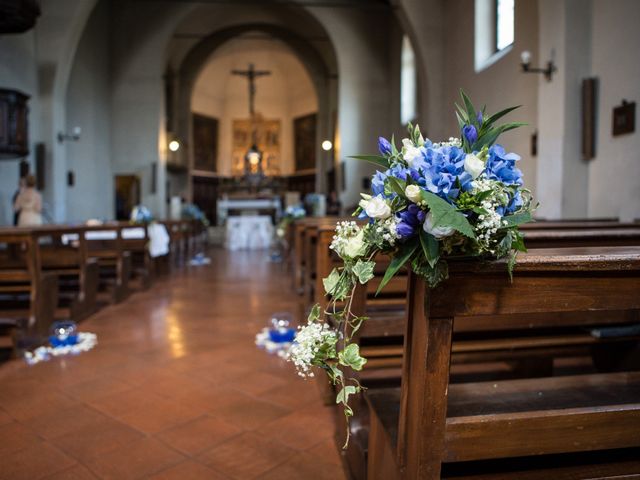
left=175, top=22, right=338, bottom=196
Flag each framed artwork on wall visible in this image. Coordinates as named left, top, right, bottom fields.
left=192, top=113, right=218, bottom=172
left=232, top=116, right=281, bottom=176
left=294, top=113, right=317, bottom=172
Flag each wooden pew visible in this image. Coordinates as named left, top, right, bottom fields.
left=0, top=229, right=59, bottom=349
left=118, top=222, right=154, bottom=290
left=366, top=246, right=640, bottom=479
left=322, top=226, right=640, bottom=479
left=32, top=225, right=99, bottom=322
left=83, top=224, right=132, bottom=303
left=160, top=220, right=187, bottom=267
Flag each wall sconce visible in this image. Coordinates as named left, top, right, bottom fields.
left=520, top=50, right=556, bottom=81
left=57, top=126, right=81, bottom=143
left=321, top=140, right=333, bottom=151
left=168, top=140, right=180, bottom=152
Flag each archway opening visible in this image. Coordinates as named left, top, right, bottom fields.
left=190, top=32, right=319, bottom=178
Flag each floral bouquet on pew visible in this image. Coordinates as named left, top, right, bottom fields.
left=182, top=203, right=210, bottom=227
left=130, top=205, right=154, bottom=224
left=286, top=91, right=536, bottom=447
left=276, top=204, right=306, bottom=239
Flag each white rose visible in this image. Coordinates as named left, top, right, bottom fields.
left=423, top=212, right=455, bottom=239
left=342, top=230, right=365, bottom=258
left=464, top=153, right=485, bottom=180
left=405, top=185, right=422, bottom=203
left=365, top=196, right=391, bottom=219
left=358, top=193, right=372, bottom=211
left=402, top=138, right=422, bottom=168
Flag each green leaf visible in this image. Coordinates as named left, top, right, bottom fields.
left=307, top=303, right=320, bottom=323
left=419, top=229, right=440, bottom=268
left=390, top=134, right=398, bottom=156
left=377, top=240, right=418, bottom=295
left=338, top=343, right=367, bottom=371
left=336, top=385, right=357, bottom=405
left=507, top=251, right=518, bottom=281
left=460, top=90, right=476, bottom=123
left=348, top=155, right=390, bottom=169
left=352, top=260, right=375, bottom=284
left=501, top=211, right=533, bottom=228
left=420, top=191, right=476, bottom=239
left=322, top=269, right=340, bottom=296
left=484, top=105, right=520, bottom=126
left=386, top=176, right=407, bottom=198
left=455, top=111, right=466, bottom=132
left=323, top=269, right=350, bottom=300
left=424, top=260, right=449, bottom=287
left=455, top=102, right=469, bottom=124
left=327, top=364, right=344, bottom=385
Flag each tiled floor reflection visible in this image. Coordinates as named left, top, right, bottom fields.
left=0, top=249, right=346, bottom=479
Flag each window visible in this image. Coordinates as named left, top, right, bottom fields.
left=400, top=36, right=417, bottom=126
left=475, top=0, right=515, bottom=71
left=495, top=0, right=514, bottom=52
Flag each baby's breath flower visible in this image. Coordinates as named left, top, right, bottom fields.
left=287, top=322, right=338, bottom=378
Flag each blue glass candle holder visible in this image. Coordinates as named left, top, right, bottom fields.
left=268, top=313, right=296, bottom=343
left=49, top=321, right=79, bottom=347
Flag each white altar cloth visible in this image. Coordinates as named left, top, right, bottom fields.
left=225, top=215, right=273, bottom=251
left=217, top=196, right=282, bottom=226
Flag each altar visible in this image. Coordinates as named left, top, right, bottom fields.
left=216, top=194, right=282, bottom=226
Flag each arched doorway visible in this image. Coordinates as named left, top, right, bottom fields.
left=165, top=20, right=338, bottom=223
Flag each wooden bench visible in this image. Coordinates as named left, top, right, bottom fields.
left=31, top=225, right=99, bottom=322
left=0, top=229, right=59, bottom=352
left=117, top=222, right=155, bottom=290
left=160, top=219, right=203, bottom=267
left=83, top=224, right=132, bottom=303
left=291, top=216, right=347, bottom=295
left=366, top=246, right=640, bottom=479
left=323, top=226, right=640, bottom=479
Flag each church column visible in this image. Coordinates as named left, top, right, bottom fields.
left=536, top=0, right=592, bottom=219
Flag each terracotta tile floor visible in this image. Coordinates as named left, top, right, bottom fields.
left=0, top=249, right=347, bottom=479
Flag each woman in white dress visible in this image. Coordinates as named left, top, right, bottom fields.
left=14, top=174, right=43, bottom=226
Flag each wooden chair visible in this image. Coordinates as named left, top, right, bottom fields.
left=366, top=246, right=640, bottom=479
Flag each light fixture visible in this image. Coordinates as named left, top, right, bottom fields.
left=247, top=151, right=260, bottom=166
left=520, top=50, right=556, bottom=81
left=168, top=140, right=180, bottom=152
left=322, top=140, right=333, bottom=151
left=58, top=126, right=81, bottom=143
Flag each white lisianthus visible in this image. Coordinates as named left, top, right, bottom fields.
left=342, top=229, right=366, bottom=258
left=464, top=153, right=485, bottom=179
left=405, top=184, right=422, bottom=203
left=402, top=138, right=422, bottom=168
left=364, top=196, right=391, bottom=219
left=423, top=212, right=455, bottom=239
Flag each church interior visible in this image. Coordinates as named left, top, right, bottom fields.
left=1, top=0, right=640, bottom=479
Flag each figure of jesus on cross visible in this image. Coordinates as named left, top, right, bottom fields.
left=232, top=63, right=271, bottom=117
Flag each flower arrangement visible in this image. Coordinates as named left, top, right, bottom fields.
left=276, top=204, right=306, bottom=239
left=286, top=91, right=536, bottom=446
left=130, top=205, right=153, bottom=224
left=182, top=203, right=209, bottom=226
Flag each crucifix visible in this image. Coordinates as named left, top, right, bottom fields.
left=232, top=63, right=271, bottom=180
left=231, top=63, right=271, bottom=117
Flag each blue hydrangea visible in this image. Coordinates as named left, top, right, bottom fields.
left=413, top=143, right=472, bottom=201
left=485, top=144, right=523, bottom=186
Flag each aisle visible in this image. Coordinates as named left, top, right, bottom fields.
left=0, top=249, right=346, bottom=480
